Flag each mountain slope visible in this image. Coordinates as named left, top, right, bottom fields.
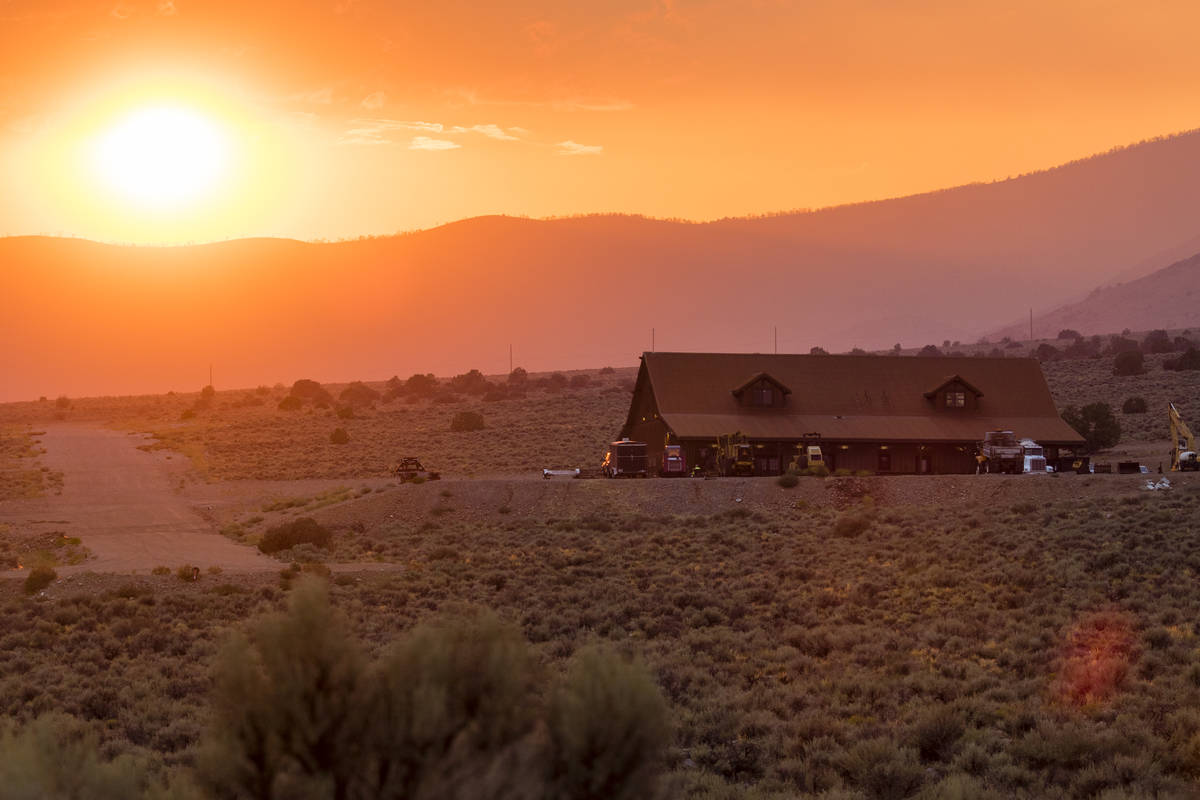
left=6, top=130, right=1200, bottom=400
left=988, top=251, right=1200, bottom=341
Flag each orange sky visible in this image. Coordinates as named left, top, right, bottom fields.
left=3, top=0, right=1200, bottom=243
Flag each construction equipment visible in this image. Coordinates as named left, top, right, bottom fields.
left=602, top=439, right=649, bottom=478
left=716, top=432, right=755, bottom=476
left=1169, top=403, right=1199, bottom=471
left=788, top=434, right=825, bottom=473
left=392, top=457, right=440, bottom=482
left=980, top=430, right=1023, bottom=474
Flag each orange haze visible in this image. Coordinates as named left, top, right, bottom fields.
left=4, top=1, right=1200, bottom=242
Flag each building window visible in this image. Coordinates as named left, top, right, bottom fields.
left=753, top=387, right=774, bottom=406
left=945, top=391, right=965, bottom=408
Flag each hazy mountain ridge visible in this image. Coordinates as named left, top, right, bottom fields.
left=988, top=251, right=1200, bottom=342
left=6, top=130, right=1200, bottom=400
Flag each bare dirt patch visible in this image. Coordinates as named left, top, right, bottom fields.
left=0, top=425, right=277, bottom=575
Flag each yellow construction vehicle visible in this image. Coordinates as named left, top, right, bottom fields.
left=1169, top=403, right=1199, bottom=471
left=716, top=432, right=755, bottom=476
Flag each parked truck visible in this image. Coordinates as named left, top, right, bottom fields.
left=980, top=430, right=1023, bottom=474
left=660, top=443, right=687, bottom=476
left=602, top=438, right=650, bottom=478
left=1020, top=439, right=1048, bottom=472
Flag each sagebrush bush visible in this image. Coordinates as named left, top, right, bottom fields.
left=450, top=411, right=485, bottom=432
left=200, top=581, right=668, bottom=800
left=23, top=566, right=56, bottom=594
left=1121, top=396, right=1148, bottom=414
left=277, top=395, right=303, bottom=411
left=330, top=427, right=350, bottom=445
left=258, top=518, right=332, bottom=554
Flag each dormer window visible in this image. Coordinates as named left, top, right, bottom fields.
left=732, top=372, right=791, bottom=409
left=925, top=374, right=983, bottom=411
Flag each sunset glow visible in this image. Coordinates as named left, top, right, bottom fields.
left=90, top=106, right=230, bottom=210
left=3, top=2, right=1200, bottom=244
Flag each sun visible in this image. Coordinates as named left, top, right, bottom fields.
left=90, top=106, right=231, bottom=210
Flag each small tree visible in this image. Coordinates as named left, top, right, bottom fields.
left=1061, top=403, right=1121, bottom=452
left=1057, top=329, right=1082, bottom=340
left=1034, top=343, right=1060, bottom=362
left=290, top=379, right=333, bottom=405
left=1121, top=397, right=1148, bottom=414
left=330, top=427, right=350, bottom=444
left=508, top=366, right=529, bottom=385
left=1142, top=329, right=1174, bottom=354
left=810, top=346, right=829, bottom=355
left=339, top=381, right=380, bottom=408
left=1113, top=350, right=1145, bottom=376
left=405, top=373, right=439, bottom=397
left=917, top=345, right=942, bottom=357
left=1164, top=347, right=1200, bottom=371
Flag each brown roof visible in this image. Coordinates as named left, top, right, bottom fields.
left=636, top=352, right=1084, bottom=445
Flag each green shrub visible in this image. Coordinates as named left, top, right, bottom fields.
left=804, top=464, right=831, bottom=478
left=1112, top=350, right=1144, bottom=376
left=832, top=510, right=872, bottom=539
left=330, top=427, right=350, bottom=445
left=338, top=381, right=380, bottom=407
left=23, top=566, right=56, bottom=594
left=201, top=583, right=668, bottom=800
left=777, top=473, right=800, bottom=488
left=450, top=411, right=486, bottom=432
left=277, top=395, right=303, bottom=411
left=289, top=379, right=333, bottom=405
left=909, top=707, right=965, bottom=762
left=258, top=518, right=332, bottom=554
left=1121, top=396, right=1148, bottom=414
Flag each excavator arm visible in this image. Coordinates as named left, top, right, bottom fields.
left=1169, top=403, right=1196, bottom=470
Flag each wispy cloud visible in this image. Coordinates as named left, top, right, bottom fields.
left=338, top=118, right=527, bottom=147
left=110, top=3, right=134, bottom=19
left=556, top=140, right=603, bottom=156
left=409, top=136, right=460, bottom=151
left=361, top=91, right=385, bottom=111
left=156, top=0, right=177, bottom=16
left=451, top=89, right=633, bottom=113
left=446, top=123, right=520, bottom=141
left=291, top=87, right=334, bottom=105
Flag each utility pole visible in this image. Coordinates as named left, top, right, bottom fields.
left=508, top=344, right=512, bottom=375
left=651, top=328, right=655, bottom=352
left=208, top=364, right=213, bottom=389
left=1029, top=308, right=1034, bottom=343
left=774, top=326, right=778, bottom=354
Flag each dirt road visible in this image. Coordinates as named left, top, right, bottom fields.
left=1, top=424, right=277, bottom=574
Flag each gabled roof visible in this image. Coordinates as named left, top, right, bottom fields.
left=731, top=371, right=792, bottom=397
left=636, top=352, right=1084, bottom=445
left=924, top=374, right=984, bottom=399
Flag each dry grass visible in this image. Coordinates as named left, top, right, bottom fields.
left=4, top=481, right=1200, bottom=797
left=0, top=426, right=63, bottom=501
left=0, top=368, right=635, bottom=481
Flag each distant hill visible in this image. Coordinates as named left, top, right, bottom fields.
left=7, top=130, right=1200, bottom=400
left=988, top=251, right=1200, bottom=342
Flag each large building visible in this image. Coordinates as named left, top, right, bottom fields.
left=620, top=352, right=1085, bottom=475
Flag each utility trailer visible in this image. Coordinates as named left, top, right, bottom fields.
left=602, top=439, right=649, bottom=478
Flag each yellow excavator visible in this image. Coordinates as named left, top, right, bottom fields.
left=1169, top=403, right=1199, bottom=471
